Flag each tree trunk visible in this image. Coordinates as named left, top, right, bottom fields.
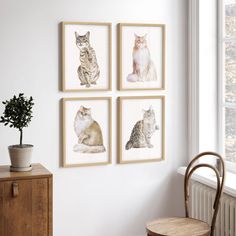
left=20, top=129, right=23, bottom=146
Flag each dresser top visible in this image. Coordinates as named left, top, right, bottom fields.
left=0, top=163, right=52, bottom=181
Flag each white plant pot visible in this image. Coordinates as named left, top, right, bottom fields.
left=8, top=144, right=33, bottom=172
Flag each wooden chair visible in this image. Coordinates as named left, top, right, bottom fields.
left=146, top=151, right=225, bottom=236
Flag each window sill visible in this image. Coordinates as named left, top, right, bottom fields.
left=177, top=167, right=236, bottom=198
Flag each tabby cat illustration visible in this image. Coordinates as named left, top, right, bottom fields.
left=73, top=105, right=105, bottom=153
left=75, top=31, right=100, bottom=88
left=126, top=106, right=158, bottom=150
left=127, top=34, right=157, bottom=82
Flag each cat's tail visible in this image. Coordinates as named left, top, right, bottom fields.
left=146, top=61, right=158, bottom=81
left=126, top=73, right=138, bottom=82
left=125, top=140, right=133, bottom=150
left=73, top=144, right=106, bottom=153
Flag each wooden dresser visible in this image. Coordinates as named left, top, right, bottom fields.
left=0, top=163, right=52, bottom=236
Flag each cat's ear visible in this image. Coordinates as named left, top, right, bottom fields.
left=75, top=31, right=78, bottom=39
left=144, top=33, right=148, bottom=39
left=79, top=105, right=84, bottom=111
left=142, top=109, right=146, bottom=113
left=134, top=33, right=138, bottom=39
left=86, top=31, right=90, bottom=39
left=149, top=105, right=153, bottom=110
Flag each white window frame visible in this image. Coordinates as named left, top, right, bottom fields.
left=189, top=0, right=236, bottom=172
left=188, top=0, right=217, bottom=158
left=188, top=0, right=200, bottom=159
left=218, top=0, right=236, bottom=173
left=217, top=0, right=224, bottom=163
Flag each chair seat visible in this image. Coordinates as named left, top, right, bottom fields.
left=146, top=217, right=211, bottom=236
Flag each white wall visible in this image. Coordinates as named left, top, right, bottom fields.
left=0, top=0, right=188, bottom=235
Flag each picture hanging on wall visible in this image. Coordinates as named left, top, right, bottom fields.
left=118, top=23, right=165, bottom=91
left=62, top=22, right=112, bottom=92
left=118, top=96, right=165, bottom=164
left=62, top=97, right=112, bottom=167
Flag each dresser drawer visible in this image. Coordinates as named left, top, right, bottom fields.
left=0, top=164, right=52, bottom=236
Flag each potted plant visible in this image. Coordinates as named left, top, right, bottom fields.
left=0, top=93, right=34, bottom=172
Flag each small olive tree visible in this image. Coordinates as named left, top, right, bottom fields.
left=0, top=93, right=34, bottom=146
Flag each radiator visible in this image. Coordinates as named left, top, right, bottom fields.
left=190, top=181, right=236, bottom=236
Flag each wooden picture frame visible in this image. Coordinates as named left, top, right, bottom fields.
left=62, top=97, right=112, bottom=167
left=62, top=22, right=112, bottom=92
left=118, top=23, right=166, bottom=91
left=118, top=96, right=165, bottom=164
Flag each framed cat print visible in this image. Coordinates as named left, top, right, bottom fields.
left=62, top=22, right=112, bottom=92
left=62, top=97, right=112, bottom=167
left=118, top=23, right=165, bottom=91
left=118, top=96, right=165, bottom=164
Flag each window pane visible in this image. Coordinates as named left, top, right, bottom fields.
left=225, top=107, right=236, bottom=162
left=225, top=0, right=236, bottom=38
left=225, top=41, right=236, bottom=103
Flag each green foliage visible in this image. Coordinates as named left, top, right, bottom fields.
left=0, top=93, right=34, bottom=145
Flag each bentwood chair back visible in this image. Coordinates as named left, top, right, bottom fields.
left=146, top=151, right=225, bottom=236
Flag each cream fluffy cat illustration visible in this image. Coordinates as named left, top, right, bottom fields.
left=127, top=34, right=157, bottom=82
left=73, top=105, right=105, bottom=153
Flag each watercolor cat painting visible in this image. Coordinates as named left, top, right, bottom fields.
left=75, top=31, right=100, bottom=88
left=73, top=105, right=105, bottom=153
left=126, top=106, right=158, bottom=150
left=127, top=34, right=157, bottom=83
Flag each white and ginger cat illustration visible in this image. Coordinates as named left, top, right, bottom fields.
left=75, top=31, right=100, bottom=88
left=126, top=106, right=158, bottom=150
left=73, top=105, right=105, bottom=153
left=127, top=34, right=157, bottom=83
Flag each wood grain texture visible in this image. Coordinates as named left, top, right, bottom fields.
left=0, top=163, right=52, bottom=181
left=48, top=177, right=53, bottom=236
left=146, top=217, right=210, bottom=236
left=146, top=152, right=225, bottom=236
left=0, top=164, right=52, bottom=236
left=118, top=23, right=166, bottom=91
left=32, top=178, right=48, bottom=236
left=62, top=97, right=112, bottom=167
left=184, top=152, right=225, bottom=236
left=117, top=96, right=165, bottom=164
left=61, top=22, right=112, bottom=92
left=0, top=183, right=3, bottom=236
left=2, top=180, right=32, bottom=236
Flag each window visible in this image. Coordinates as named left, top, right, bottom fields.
left=219, top=0, right=236, bottom=163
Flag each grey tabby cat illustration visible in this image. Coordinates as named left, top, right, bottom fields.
left=126, top=106, right=158, bottom=150
left=75, top=31, right=100, bottom=88
left=73, top=105, right=105, bottom=153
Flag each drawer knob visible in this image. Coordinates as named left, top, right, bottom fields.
left=12, top=182, right=19, bottom=197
